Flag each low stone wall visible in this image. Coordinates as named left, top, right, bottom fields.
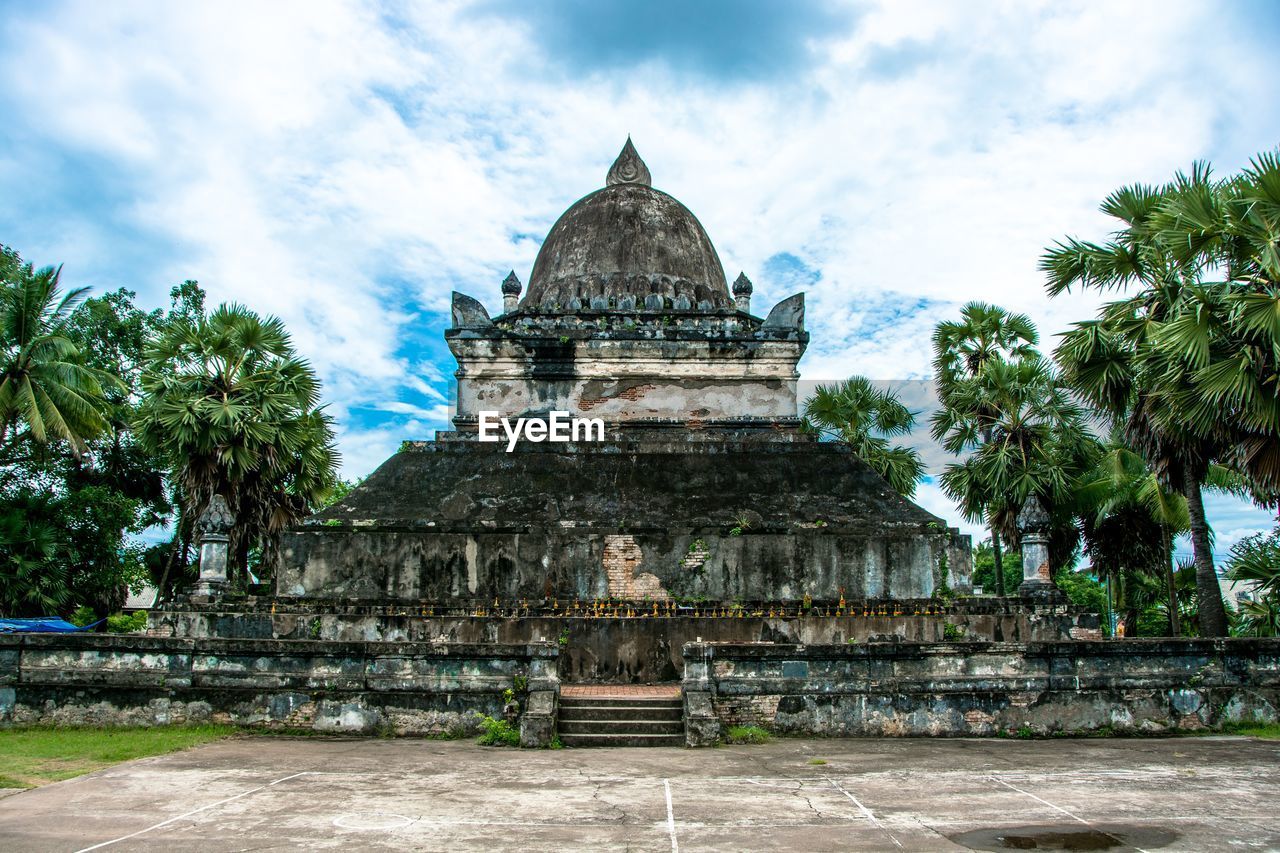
left=0, top=634, right=559, bottom=746
left=680, top=638, right=1280, bottom=745
left=154, top=598, right=1099, bottom=683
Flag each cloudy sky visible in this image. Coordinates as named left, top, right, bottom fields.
left=2, top=0, right=1278, bottom=556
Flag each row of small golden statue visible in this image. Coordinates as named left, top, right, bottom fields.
left=269, top=594, right=956, bottom=620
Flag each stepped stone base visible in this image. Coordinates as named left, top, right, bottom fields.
left=558, top=692, right=685, bottom=748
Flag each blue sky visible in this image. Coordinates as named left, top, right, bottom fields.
left=2, top=0, right=1279, bottom=554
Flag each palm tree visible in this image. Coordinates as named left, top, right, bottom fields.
left=1043, top=171, right=1248, bottom=636
left=1073, top=441, right=1190, bottom=634
left=135, top=303, right=339, bottom=586
left=935, top=353, right=1094, bottom=591
left=0, top=263, right=120, bottom=452
left=802, top=376, right=924, bottom=497
left=936, top=303, right=1054, bottom=591
left=932, top=303, right=1039, bottom=595
left=1225, top=528, right=1280, bottom=637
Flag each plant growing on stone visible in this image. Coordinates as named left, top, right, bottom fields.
left=934, top=552, right=953, bottom=600
left=476, top=714, right=521, bottom=747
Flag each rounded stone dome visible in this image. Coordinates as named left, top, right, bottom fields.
left=521, top=141, right=732, bottom=313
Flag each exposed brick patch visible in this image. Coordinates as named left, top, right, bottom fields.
left=603, top=534, right=670, bottom=600
left=714, top=694, right=780, bottom=727
left=577, top=383, right=656, bottom=411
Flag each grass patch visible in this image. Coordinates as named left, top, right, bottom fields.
left=0, top=725, right=237, bottom=789
left=1211, top=721, right=1280, bottom=739
left=808, top=758, right=827, bottom=765
left=723, top=725, right=771, bottom=745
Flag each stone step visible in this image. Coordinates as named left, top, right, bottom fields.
left=559, top=718, right=684, bottom=735
left=559, top=704, right=683, bottom=722
left=558, top=732, right=686, bottom=748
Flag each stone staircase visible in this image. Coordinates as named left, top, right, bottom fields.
left=558, top=688, right=685, bottom=747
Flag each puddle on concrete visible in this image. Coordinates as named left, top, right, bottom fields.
left=949, top=824, right=1179, bottom=851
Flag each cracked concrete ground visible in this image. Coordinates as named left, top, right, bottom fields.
left=0, top=735, right=1276, bottom=852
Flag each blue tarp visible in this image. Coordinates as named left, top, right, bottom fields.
left=0, top=618, right=105, bottom=633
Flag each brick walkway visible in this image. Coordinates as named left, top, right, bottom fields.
left=561, top=684, right=680, bottom=698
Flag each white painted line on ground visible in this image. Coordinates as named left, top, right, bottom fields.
left=664, top=778, right=679, bottom=853
left=74, top=771, right=313, bottom=853
left=827, top=778, right=903, bottom=848
left=989, top=776, right=1150, bottom=853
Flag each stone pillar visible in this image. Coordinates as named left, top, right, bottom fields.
left=1017, top=495, right=1062, bottom=601
left=193, top=495, right=234, bottom=597
left=519, top=643, right=560, bottom=748
left=682, top=641, right=721, bottom=747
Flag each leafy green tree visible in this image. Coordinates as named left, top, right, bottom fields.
left=0, top=247, right=172, bottom=614
left=136, top=303, right=339, bottom=585
left=316, top=476, right=362, bottom=511
left=802, top=377, right=924, bottom=497
left=971, top=539, right=1019, bottom=596
left=1054, top=567, right=1108, bottom=627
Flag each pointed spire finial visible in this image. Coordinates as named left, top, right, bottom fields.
left=606, top=136, right=651, bottom=187
left=501, top=270, right=522, bottom=295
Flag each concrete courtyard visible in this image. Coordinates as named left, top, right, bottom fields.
left=0, top=735, right=1276, bottom=852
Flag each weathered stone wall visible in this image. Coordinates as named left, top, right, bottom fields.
left=154, top=599, right=1098, bottom=683
left=0, top=634, right=558, bottom=745
left=680, top=638, right=1280, bottom=744
left=450, top=329, right=805, bottom=423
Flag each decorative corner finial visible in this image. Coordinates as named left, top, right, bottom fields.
left=606, top=137, right=651, bottom=187
left=501, top=270, right=522, bottom=313
left=732, top=272, right=753, bottom=312
left=197, top=494, right=234, bottom=540
left=1017, top=494, right=1050, bottom=534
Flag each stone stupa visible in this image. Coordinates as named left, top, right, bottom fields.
left=273, top=140, right=971, bottom=603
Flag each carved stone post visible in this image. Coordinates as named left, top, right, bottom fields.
left=193, top=495, right=234, bottom=597
left=519, top=642, right=560, bottom=748
left=682, top=641, right=721, bottom=747
left=1017, top=495, right=1061, bottom=601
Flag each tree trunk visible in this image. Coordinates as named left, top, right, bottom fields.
left=1161, top=525, right=1180, bottom=636
left=1183, top=472, right=1228, bottom=637
left=1124, top=607, right=1139, bottom=638
left=992, top=527, right=1006, bottom=597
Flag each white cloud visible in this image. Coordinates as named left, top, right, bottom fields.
left=2, top=0, right=1277, bottom=542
